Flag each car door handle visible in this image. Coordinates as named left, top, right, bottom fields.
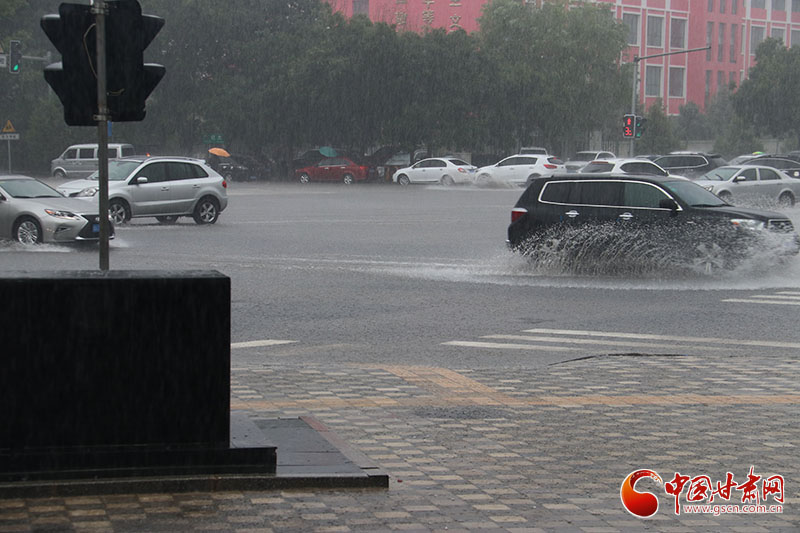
left=565, top=210, right=579, bottom=218
left=618, top=212, right=634, bottom=220
left=160, top=186, right=170, bottom=191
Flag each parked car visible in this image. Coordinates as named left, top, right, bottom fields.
left=475, top=155, right=565, bottom=187
left=58, top=156, right=228, bottom=225
left=50, top=143, right=136, bottom=179
left=727, top=152, right=767, bottom=165
left=507, top=173, right=799, bottom=272
left=564, top=151, right=616, bottom=173
left=295, top=157, right=371, bottom=184
left=218, top=154, right=272, bottom=182
left=746, top=155, right=800, bottom=179
left=652, top=152, right=727, bottom=179
left=393, top=157, right=477, bottom=186
left=693, top=165, right=799, bottom=207
left=578, top=158, right=687, bottom=179
left=0, top=175, right=114, bottom=244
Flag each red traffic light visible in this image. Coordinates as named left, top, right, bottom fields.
left=623, top=114, right=635, bottom=138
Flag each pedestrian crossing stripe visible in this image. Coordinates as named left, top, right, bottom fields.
left=444, top=327, right=800, bottom=351
left=231, top=339, right=296, bottom=349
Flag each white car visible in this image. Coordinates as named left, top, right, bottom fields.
left=694, top=165, right=799, bottom=207
left=59, top=156, right=228, bottom=225
left=578, top=158, right=688, bottom=180
left=0, top=175, right=112, bottom=244
left=564, top=150, right=616, bottom=172
left=392, top=157, right=477, bottom=186
left=474, top=154, right=565, bottom=187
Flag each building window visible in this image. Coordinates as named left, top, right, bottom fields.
left=771, top=27, right=785, bottom=42
left=773, top=0, right=786, bottom=10
left=669, top=67, right=685, bottom=97
left=751, top=26, right=765, bottom=54
left=794, top=0, right=800, bottom=12
left=707, top=23, right=714, bottom=60
left=709, top=0, right=714, bottom=11
left=623, top=13, right=640, bottom=45
left=718, top=23, right=726, bottom=61
left=732, top=0, right=738, bottom=13
left=647, top=16, right=664, bottom=47
left=353, top=0, right=369, bottom=14
left=729, top=71, right=737, bottom=87
left=705, top=70, right=712, bottom=103
left=721, top=0, right=727, bottom=12
left=718, top=70, right=726, bottom=90
left=752, top=0, right=766, bottom=8
left=793, top=29, right=800, bottom=46
left=670, top=19, right=687, bottom=48
left=645, top=65, right=662, bottom=97
left=731, top=25, right=737, bottom=62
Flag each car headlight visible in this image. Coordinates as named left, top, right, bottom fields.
left=703, top=186, right=714, bottom=192
left=78, top=186, right=99, bottom=197
left=45, top=209, right=81, bottom=220
left=730, top=218, right=765, bottom=230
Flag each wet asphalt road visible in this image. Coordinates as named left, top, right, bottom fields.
left=3, top=180, right=800, bottom=368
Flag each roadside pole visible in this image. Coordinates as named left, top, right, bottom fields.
left=95, top=0, right=110, bottom=271
left=629, top=45, right=710, bottom=157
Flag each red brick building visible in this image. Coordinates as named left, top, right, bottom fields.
left=325, top=0, right=800, bottom=114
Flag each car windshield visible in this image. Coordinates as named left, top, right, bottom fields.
left=0, top=179, right=64, bottom=199
left=662, top=180, right=727, bottom=207
left=570, top=152, right=596, bottom=162
left=699, top=167, right=739, bottom=181
left=85, top=160, right=143, bottom=181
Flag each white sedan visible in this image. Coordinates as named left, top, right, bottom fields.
left=694, top=165, right=800, bottom=207
left=392, top=157, right=477, bottom=186
left=474, top=154, right=565, bottom=187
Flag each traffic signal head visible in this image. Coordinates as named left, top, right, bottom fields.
left=635, top=116, right=647, bottom=138
left=41, top=1, right=165, bottom=126
left=8, top=40, right=21, bottom=74
left=623, top=114, right=635, bottom=138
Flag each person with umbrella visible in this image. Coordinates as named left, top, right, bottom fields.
left=207, top=147, right=230, bottom=174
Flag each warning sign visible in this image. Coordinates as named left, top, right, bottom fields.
left=1, top=120, right=15, bottom=133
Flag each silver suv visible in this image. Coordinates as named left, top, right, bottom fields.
left=58, top=156, right=228, bottom=225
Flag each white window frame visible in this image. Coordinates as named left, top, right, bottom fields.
left=670, top=18, right=687, bottom=49
left=645, top=65, right=663, bottom=97
left=647, top=16, right=664, bottom=47
left=669, top=67, right=685, bottom=97
left=623, top=13, right=640, bottom=45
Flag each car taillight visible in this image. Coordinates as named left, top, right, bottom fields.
left=544, top=164, right=557, bottom=169
left=511, top=207, right=527, bottom=223
left=222, top=180, right=227, bottom=188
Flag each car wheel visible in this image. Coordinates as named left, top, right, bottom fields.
left=13, top=217, right=42, bottom=245
left=156, top=215, right=179, bottom=224
left=692, top=242, right=726, bottom=275
left=53, top=169, right=66, bottom=179
left=342, top=173, right=355, bottom=185
left=778, top=192, right=795, bottom=208
left=397, top=175, right=410, bottom=186
left=440, top=175, right=455, bottom=186
left=476, top=173, right=491, bottom=186
left=108, top=199, right=131, bottom=225
left=193, top=196, right=220, bottom=225
left=718, top=191, right=733, bottom=204
left=299, top=173, right=310, bottom=184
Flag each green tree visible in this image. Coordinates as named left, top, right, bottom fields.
left=635, top=100, right=682, bottom=155
left=734, top=38, right=800, bottom=146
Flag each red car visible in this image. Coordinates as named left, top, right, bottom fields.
left=295, top=157, right=370, bottom=185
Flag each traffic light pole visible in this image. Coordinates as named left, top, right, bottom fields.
left=94, top=1, right=110, bottom=271
left=629, top=45, right=710, bottom=157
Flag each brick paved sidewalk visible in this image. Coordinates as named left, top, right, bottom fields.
left=2, top=354, right=798, bottom=532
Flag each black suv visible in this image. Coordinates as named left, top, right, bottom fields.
left=652, top=152, right=727, bottom=179
left=507, top=174, right=799, bottom=271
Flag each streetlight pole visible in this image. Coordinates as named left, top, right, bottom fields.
left=629, top=45, right=711, bottom=157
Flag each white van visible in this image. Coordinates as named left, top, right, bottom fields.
left=50, top=143, right=136, bottom=178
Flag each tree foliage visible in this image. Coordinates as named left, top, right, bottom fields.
left=733, top=38, right=800, bottom=146
left=0, top=0, right=643, bottom=173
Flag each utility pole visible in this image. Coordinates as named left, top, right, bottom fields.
left=629, top=46, right=711, bottom=157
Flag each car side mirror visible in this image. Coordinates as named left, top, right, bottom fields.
left=659, top=198, right=679, bottom=210
left=135, top=176, right=149, bottom=184
left=732, top=176, right=745, bottom=183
